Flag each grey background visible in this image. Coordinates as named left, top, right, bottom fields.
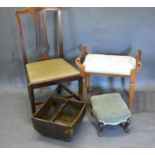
left=0, top=7, right=155, bottom=90
left=1, top=8, right=155, bottom=147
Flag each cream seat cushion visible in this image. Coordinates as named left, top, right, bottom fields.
left=26, top=58, right=80, bottom=84
left=83, top=54, right=136, bottom=75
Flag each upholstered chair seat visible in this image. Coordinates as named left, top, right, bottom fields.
left=26, top=58, right=80, bottom=84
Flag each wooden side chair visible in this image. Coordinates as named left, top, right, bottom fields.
left=15, top=8, right=84, bottom=114
left=75, top=46, right=142, bottom=112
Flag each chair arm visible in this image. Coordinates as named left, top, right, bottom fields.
left=75, top=57, right=85, bottom=76
left=75, top=46, right=89, bottom=76
left=133, top=49, right=142, bottom=73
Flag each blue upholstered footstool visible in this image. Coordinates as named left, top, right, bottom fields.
left=90, top=93, right=131, bottom=136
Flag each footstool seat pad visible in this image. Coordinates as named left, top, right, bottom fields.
left=91, top=93, right=131, bottom=125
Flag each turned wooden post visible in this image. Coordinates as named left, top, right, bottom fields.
left=82, top=76, right=85, bottom=101
left=86, top=74, right=90, bottom=93
left=129, top=71, right=136, bottom=112
left=129, top=49, right=142, bottom=112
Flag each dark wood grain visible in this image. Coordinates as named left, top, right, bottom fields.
left=32, top=96, right=86, bottom=141
left=15, top=8, right=84, bottom=114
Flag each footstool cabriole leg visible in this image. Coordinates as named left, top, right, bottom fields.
left=124, top=121, right=130, bottom=133
left=125, top=118, right=130, bottom=133
left=98, top=122, right=104, bottom=137
left=126, top=118, right=131, bottom=125
left=120, top=118, right=130, bottom=133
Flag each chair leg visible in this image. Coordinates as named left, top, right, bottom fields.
left=57, top=84, right=62, bottom=94
left=86, top=74, right=90, bottom=93
left=129, top=74, right=135, bottom=112
left=28, top=85, right=35, bottom=114
left=121, top=77, right=125, bottom=89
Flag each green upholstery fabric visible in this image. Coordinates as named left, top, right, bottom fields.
left=91, top=93, right=131, bottom=125
left=26, top=58, right=80, bottom=84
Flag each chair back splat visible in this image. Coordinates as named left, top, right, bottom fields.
left=15, top=7, right=64, bottom=65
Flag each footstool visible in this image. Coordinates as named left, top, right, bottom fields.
left=90, top=93, right=131, bottom=136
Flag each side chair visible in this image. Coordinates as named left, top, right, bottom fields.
left=15, top=8, right=84, bottom=114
